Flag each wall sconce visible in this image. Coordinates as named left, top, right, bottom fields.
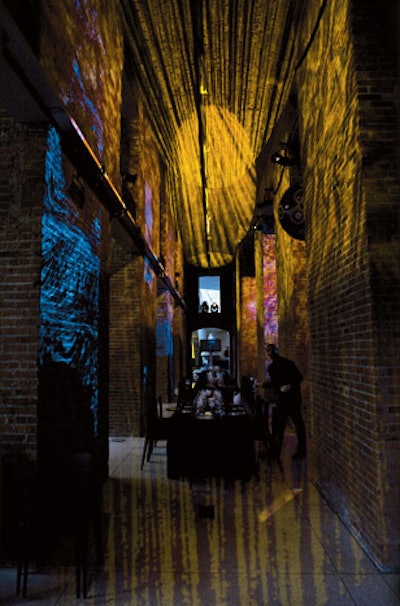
left=121, top=171, right=138, bottom=184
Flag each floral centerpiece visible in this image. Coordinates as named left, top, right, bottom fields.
left=194, top=368, right=226, bottom=416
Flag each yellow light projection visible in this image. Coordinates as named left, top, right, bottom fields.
left=121, top=0, right=304, bottom=267
left=173, top=105, right=256, bottom=267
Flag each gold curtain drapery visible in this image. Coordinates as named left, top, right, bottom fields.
left=121, top=0, right=303, bottom=267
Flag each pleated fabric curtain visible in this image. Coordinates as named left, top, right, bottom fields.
left=120, top=0, right=303, bottom=268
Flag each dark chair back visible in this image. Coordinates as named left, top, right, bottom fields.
left=141, top=397, right=170, bottom=469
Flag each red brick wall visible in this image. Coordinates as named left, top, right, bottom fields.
left=0, top=116, right=46, bottom=458
left=0, top=1, right=122, bottom=462
left=109, top=101, right=167, bottom=435
left=109, top=88, right=185, bottom=434
left=38, top=0, right=121, bottom=463
left=109, top=243, right=142, bottom=436
left=352, top=0, right=400, bottom=568
left=296, top=0, right=399, bottom=570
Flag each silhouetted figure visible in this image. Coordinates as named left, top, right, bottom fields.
left=240, top=376, right=256, bottom=417
left=266, top=344, right=306, bottom=460
left=200, top=301, right=209, bottom=313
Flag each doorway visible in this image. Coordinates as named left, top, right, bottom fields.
left=191, top=328, right=231, bottom=382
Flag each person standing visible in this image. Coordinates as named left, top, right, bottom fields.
left=266, top=344, right=307, bottom=460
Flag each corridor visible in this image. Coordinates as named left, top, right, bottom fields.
left=1, top=432, right=399, bottom=605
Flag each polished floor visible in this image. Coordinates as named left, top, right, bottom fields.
left=1, top=429, right=399, bottom=605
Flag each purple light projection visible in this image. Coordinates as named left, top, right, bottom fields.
left=263, top=234, right=278, bottom=376
left=144, top=181, right=154, bottom=286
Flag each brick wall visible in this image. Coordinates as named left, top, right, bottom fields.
left=262, top=234, right=279, bottom=375
left=110, top=84, right=185, bottom=434
left=109, top=243, right=142, bottom=436
left=40, top=0, right=124, bottom=181
left=38, top=0, right=122, bottom=466
left=296, top=0, right=399, bottom=570
left=351, top=0, right=400, bottom=568
left=156, top=168, right=174, bottom=403
left=0, top=116, right=46, bottom=458
left=0, top=1, right=123, bottom=465
left=109, top=100, right=164, bottom=435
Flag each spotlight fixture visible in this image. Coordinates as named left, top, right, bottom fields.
left=121, top=171, right=138, bottom=184
left=270, top=141, right=298, bottom=167
left=271, top=151, right=296, bottom=167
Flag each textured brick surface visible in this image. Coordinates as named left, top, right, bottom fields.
left=295, top=0, right=399, bottom=570
left=0, top=116, right=46, bottom=458
left=0, top=0, right=398, bottom=573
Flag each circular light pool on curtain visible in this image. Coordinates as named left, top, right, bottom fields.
left=171, top=106, right=256, bottom=268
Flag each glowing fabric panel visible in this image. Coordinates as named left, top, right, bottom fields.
left=121, top=0, right=303, bottom=266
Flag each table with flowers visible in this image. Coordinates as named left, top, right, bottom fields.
left=167, top=370, right=256, bottom=481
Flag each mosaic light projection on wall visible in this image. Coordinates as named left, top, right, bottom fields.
left=263, top=234, right=278, bottom=372
left=39, top=127, right=101, bottom=434
left=121, top=0, right=304, bottom=268
left=156, top=292, right=174, bottom=397
left=144, top=181, right=154, bottom=286
left=156, top=298, right=174, bottom=358
left=60, top=0, right=106, bottom=157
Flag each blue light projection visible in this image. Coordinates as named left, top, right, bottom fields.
left=156, top=300, right=174, bottom=398
left=70, top=58, right=104, bottom=154
left=61, top=1, right=106, bottom=155
left=39, top=127, right=101, bottom=435
left=156, top=303, right=173, bottom=358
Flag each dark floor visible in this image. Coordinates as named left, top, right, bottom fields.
left=1, top=429, right=399, bottom=605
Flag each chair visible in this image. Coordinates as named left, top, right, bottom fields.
left=177, top=377, right=193, bottom=407
left=141, top=396, right=170, bottom=469
left=2, top=453, right=38, bottom=599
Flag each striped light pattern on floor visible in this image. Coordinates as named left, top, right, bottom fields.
left=86, top=436, right=373, bottom=605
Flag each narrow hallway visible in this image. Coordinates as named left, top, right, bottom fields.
left=1, top=434, right=399, bottom=605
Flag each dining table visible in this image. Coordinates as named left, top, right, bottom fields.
left=166, top=405, right=257, bottom=481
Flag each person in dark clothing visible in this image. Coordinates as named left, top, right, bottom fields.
left=266, top=344, right=307, bottom=460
